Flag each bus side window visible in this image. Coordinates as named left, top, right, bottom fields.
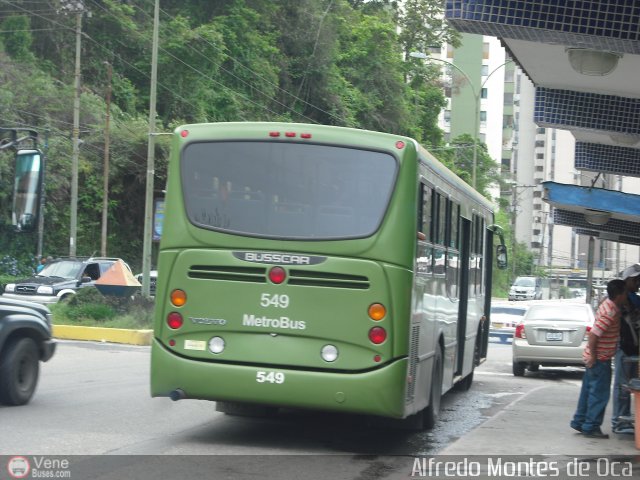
left=418, top=183, right=432, bottom=241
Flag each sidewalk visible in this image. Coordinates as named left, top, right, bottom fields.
left=440, top=381, right=638, bottom=456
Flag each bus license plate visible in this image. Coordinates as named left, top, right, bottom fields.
left=546, top=332, right=563, bottom=341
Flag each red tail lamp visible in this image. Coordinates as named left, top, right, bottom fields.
left=167, top=312, right=183, bottom=330
left=515, top=323, right=526, bottom=339
left=269, top=267, right=286, bottom=284
left=369, top=327, right=387, bottom=345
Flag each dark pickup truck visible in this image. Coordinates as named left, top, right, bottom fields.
left=0, top=296, right=56, bottom=405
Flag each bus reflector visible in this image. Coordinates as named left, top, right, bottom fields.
left=374, top=355, right=381, bottom=363
left=369, top=327, right=387, bottom=344
left=300, top=133, right=312, bottom=139
left=170, top=289, right=187, bottom=307
left=269, top=131, right=281, bottom=137
left=321, top=344, right=338, bottom=362
left=167, top=312, right=183, bottom=329
left=169, top=339, right=176, bottom=347
left=209, top=337, right=225, bottom=354
left=180, top=130, right=189, bottom=138
left=395, top=141, right=405, bottom=149
left=268, top=266, right=286, bottom=284
left=285, top=132, right=296, bottom=137
left=368, top=303, right=386, bottom=321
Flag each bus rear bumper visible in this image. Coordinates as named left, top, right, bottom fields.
left=150, top=338, right=408, bottom=418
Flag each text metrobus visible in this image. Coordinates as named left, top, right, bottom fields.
left=150, top=122, right=505, bottom=429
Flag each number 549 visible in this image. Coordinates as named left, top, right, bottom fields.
left=256, top=371, right=285, bottom=384
left=260, top=293, right=289, bottom=308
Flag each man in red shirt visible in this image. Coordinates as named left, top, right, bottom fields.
left=570, top=279, right=626, bottom=439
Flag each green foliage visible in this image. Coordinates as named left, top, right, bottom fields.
left=0, top=15, right=34, bottom=61
left=51, top=287, right=155, bottom=328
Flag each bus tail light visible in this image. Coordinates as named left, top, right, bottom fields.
left=167, top=312, right=183, bottom=329
left=369, top=327, right=387, bottom=345
left=368, top=303, right=386, bottom=321
left=171, top=289, right=187, bottom=307
left=268, top=266, right=286, bottom=284
left=514, top=323, right=526, bottom=339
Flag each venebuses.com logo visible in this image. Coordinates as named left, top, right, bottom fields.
left=7, top=456, right=30, bottom=479
left=6, top=455, right=71, bottom=479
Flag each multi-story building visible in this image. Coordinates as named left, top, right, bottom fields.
left=438, top=35, right=640, bottom=287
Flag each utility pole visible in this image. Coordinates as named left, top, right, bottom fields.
left=101, top=61, right=112, bottom=257
left=60, top=0, right=87, bottom=257
left=141, top=0, right=159, bottom=298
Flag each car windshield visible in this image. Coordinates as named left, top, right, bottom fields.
left=526, top=305, right=589, bottom=322
left=39, top=260, right=82, bottom=280
left=491, top=307, right=526, bottom=316
left=514, top=277, right=535, bottom=287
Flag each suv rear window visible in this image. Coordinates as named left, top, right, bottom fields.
left=181, top=141, right=397, bottom=239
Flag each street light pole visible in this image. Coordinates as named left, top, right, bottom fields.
left=409, top=52, right=513, bottom=190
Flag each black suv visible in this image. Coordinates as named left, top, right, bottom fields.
left=2, top=257, right=129, bottom=305
left=0, top=297, right=56, bottom=405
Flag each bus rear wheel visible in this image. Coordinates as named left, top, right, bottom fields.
left=423, top=347, right=443, bottom=429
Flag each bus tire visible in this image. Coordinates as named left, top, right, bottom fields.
left=423, top=347, right=443, bottom=429
left=0, top=337, right=40, bottom=406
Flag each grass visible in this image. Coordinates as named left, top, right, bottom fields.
left=50, top=288, right=155, bottom=330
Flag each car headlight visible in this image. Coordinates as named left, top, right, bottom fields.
left=37, top=285, right=54, bottom=295
left=4, top=283, right=15, bottom=293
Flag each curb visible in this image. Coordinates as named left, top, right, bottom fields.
left=52, top=325, right=153, bottom=346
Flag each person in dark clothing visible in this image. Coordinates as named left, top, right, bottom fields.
left=612, top=264, right=640, bottom=435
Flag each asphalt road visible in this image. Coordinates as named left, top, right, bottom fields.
left=0, top=338, right=586, bottom=479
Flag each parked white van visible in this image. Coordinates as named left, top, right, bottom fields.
left=508, top=276, right=550, bottom=301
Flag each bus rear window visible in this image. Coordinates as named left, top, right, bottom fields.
left=181, top=141, right=397, bottom=239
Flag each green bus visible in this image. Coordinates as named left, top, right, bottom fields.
left=150, top=122, right=506, bottom=429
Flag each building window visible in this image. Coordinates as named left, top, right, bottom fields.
left=503, top=115, right=513, bottom=128
left=504, top=92, right=513, bottom=104
left=481, top=65, right=488, bottom=76
left=533, top=229, right=541, bottom=235
left=482, top=42, right=490, bottom=59
left=481, top=88, right=488, bottom=99
left=443, top=110, right=451, bottom=124
left=480, top=111, right=487, bottom=124
left=536, top=153, right=544, bottom=159
left=537, top=127, right=546, bottom=134
left=505, top=68, right=514, bottom=83
left=479, top=133, right=486, bottom=143
left=533, top=191, right=542, bottom=198
left=536, top=166, right=544, bottom=172
left=535, top=140, right=545, bottom=148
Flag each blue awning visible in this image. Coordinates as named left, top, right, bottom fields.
left=542, top=181, right=640, bottom=245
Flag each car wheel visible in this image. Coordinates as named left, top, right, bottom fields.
left=0, top=337, right=40, bottom=406
left=424, top=347, right=443, bottom=429
left=512, top=361, right=526, bottom=377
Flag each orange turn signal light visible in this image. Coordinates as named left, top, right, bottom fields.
left=368, top=303, right=386, bottom=321
left=170, top=289, right=187, bottom=307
